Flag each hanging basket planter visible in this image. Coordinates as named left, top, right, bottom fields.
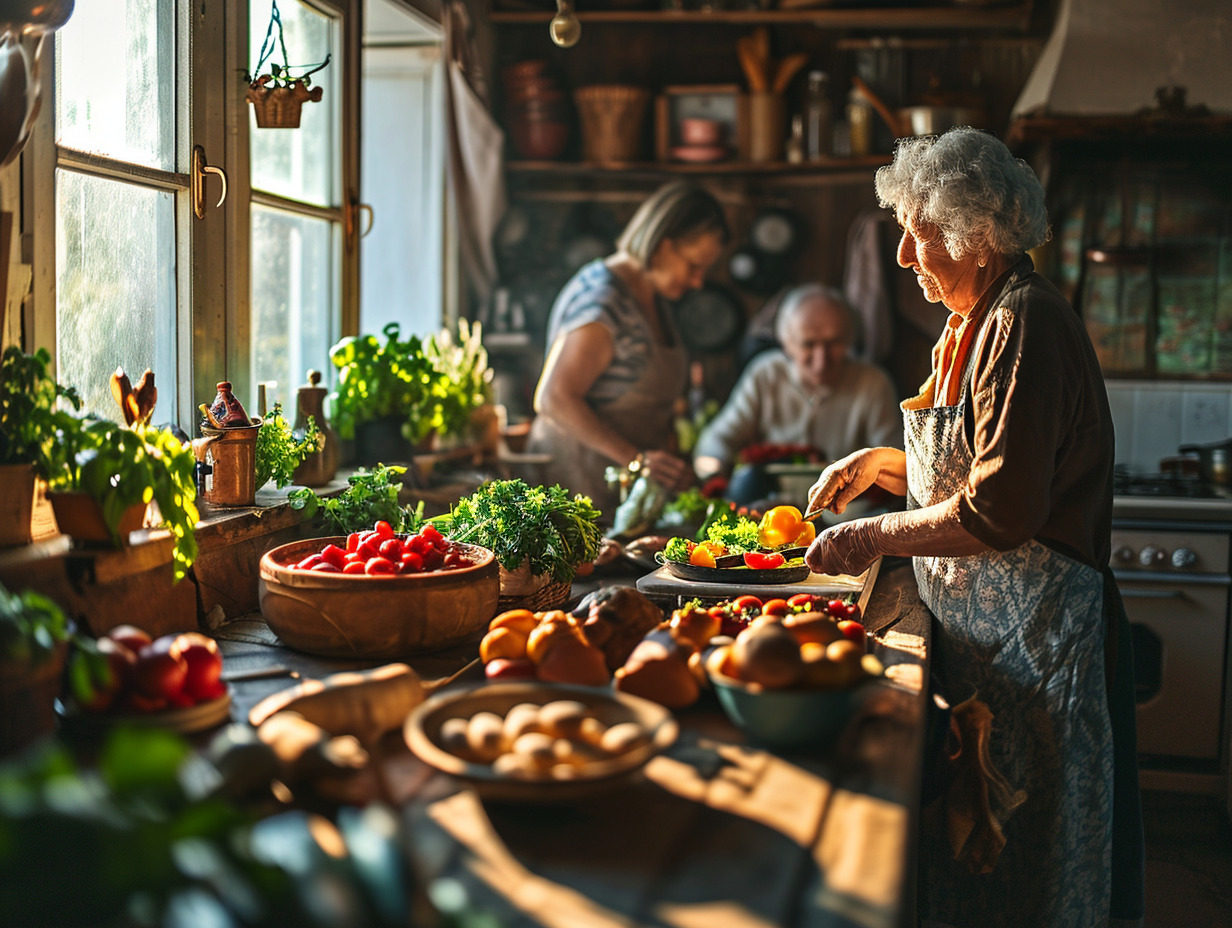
left=245, top=0, right=331, bottom=130
left=247, top=79, right=323, bottom=129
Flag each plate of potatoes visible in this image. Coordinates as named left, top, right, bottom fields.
left=403, top=682, right=678, bottom=801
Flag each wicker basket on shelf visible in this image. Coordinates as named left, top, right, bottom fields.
left=574, top=85, right=650, bottom=164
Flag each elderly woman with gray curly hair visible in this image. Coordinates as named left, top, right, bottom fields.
left=805, top=128, right=1144, bottom=928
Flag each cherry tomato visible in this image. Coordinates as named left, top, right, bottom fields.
left=356, top=539, right=381, bottom=561
left=320, top=544, right=347, bottom=568
left=374, top=520, right=395, bottom=539
left=378, top=538, right=404, bottom=560
left=420, top=524, right=446, bottom=549
left=788, top=593, right=816, bottom=610
left=346, top=533, right=361, bottom=553
left=838, top=619, right=866, bottom=645
left=295, top=554, right=325, bottom=570
left=310, top=562, right=340, bottom=573
left=343, top=552, right=363, bottom=566
left=708, top=605, right=727, bottom=621
left=720, top=612, right=750, bottom=638
left=421, top=547, right=445, bottom=571
left=364, top=556, right=397, bottom=576
left=761, top=598, right=791, bottom=616
left=844, top=602, right=862, bottom=621
left=826, top=599, right=848, bottom=617
left=342, top=561, right=367, bottom=575
left=400, top=551, right=424, bottom=573
left=405, top=534, right=430, bottom=555
left=743, top=551, right=786, bottom=570
left=731, top=595, right=763, bottom=614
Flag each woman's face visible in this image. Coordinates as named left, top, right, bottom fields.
left=895, top=211, right=982, bottom=312
left=646, top=230, right=725, bottom=301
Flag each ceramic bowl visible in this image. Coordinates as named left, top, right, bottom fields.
left=708, top=669, right=872, bottom=749
left=258, top=536, right=499, bottom=659
left=404, top=681, right=678, bottom=802
left=679, top=117, right=723, bottom=146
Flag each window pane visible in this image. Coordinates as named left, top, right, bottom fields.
left=250, top=205, right=336, bottom=411
left=56, top=0, right=175, bottom=170
left=56, top=170, right=178, bottom=422
left=249, top=0, right=338, bottom=206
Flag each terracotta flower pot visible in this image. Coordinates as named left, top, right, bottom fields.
left=48, top=491, right=147, bottom=545
left=0, top=463, right=36, bottom=547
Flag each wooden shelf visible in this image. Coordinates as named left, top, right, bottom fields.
left=490, top=4, right=1034, bottom=32
left=506, top=156, right=891, bottom=176
left=1008, top=114, right=1232, bottom=146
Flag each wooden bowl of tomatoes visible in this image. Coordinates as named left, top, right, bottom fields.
left=258, top=522, right=499, bottom=659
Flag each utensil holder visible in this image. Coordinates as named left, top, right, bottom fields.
left=574, top=85, right=649, bottom=164
left=746, top=92, right=785, bottom=163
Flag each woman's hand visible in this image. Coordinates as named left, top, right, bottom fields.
left=806, top=447, right=907, bottom=516
left=805, top=517, right=884, bottom=577
left=640, top=449, right=692, bottom=493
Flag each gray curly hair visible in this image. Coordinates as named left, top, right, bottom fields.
left=874, top=128, right=1049, bottom=260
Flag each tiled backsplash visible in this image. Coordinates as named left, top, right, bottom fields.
left=1106, top=380, right=1232, bottom=473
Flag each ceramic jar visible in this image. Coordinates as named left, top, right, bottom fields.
left=292, top=369, right=339, bottom=487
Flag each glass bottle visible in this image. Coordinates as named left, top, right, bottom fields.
left=785, top=114, right=805, bottom=164
left=206, top=381, right=251, bottom=429
left=803, top=71, right=832, bottom=161
left=847, top=86, right=873, bottom=157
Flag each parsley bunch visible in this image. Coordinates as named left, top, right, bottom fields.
left=703, top=510, right=761, bottom=554
left=288, top=464, right=410, bottom=534
left=254, top=403, right=322, bottom=489
left=430, top=479, right=602, bottom=582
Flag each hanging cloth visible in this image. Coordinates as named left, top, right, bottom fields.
left=442, top=2, right=505, bottom=313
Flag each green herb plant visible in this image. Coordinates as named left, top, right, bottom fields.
left=288, top=464, right=411, bottom=534
left=0, top=581, right=70, bottom=668
left=0, top=346, right=81, bottom=475
left=327, top=323, right=439, bottom=444
left=254, top=402, right=322, bottom=490
left=46, top=417, right=200, bottom=582
left=423, top=318, right=494, bottom=440
left=429, top=479, right=602, bottom=583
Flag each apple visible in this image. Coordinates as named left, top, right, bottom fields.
left=106, top=623, right=153, bottom=655
left=69, top=638, right=135, bottom=713
left=484, top=657, right=537, bottom=681
left=174, top=632, right=224, bottom=703
left=132, top=635, right=188, bottom=702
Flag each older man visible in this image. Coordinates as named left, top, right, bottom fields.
left=694, top=284, right=902, bottom=480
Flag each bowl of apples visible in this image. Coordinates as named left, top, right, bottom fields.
left=258, top=521, right=499, bottom=659
left=61, top=623, right=231, bottom=733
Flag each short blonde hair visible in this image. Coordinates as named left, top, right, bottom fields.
left=616, top=182, right=730, bottom=264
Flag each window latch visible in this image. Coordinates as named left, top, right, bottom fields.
left=192, top=145, right=228, bottom=220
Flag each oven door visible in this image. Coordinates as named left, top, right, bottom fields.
left=1116, top=573, right=1228, bottom=761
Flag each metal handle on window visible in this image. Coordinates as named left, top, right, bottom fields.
left=192, top=145, right=228, bottom=220
left=358, top=203, right=374, bottom=238
left=346, top=198, right=374, bottom=243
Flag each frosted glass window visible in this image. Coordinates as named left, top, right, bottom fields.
left=249, top=0, right=337, bottom=206
left=55, top=170, right=177, bottom=421
left=250, top=205, right=336, bottom=410
left=55, top=0, right=175, bottom=170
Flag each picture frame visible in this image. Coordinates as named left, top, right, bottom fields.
left=654, top=84, right=745, bottom=164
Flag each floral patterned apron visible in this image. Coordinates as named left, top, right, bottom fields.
left=906, top=317, right=1114, bottom=928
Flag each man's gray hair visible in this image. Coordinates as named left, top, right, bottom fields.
left=774, top=284, right=857, bottom=345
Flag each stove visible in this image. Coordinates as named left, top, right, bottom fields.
left=1109, top=468, right=1232, bottom=797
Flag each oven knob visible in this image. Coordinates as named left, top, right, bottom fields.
left=1113, top=546, right=1135, bottom=565
left=1170, top=547, right=1198, bottom=569
left=1138, top=546, right=1166, bottom=568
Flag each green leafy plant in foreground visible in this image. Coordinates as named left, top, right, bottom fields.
left=255, top=402, right=322, bottom=489
left=0, top=345, right=81, bottom=475
left=288, top=464, right=411, bottom=534
left=0, top=581, right=70, bottom=667
left=429, top=479, right=602, bottom=583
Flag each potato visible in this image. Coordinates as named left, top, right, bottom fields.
left=438, top=716, right=472, bottom=757
left=537, top=700, right=589, bottom=739
left=466, top=711, right=506, bottom=761
left=599, top=721, right=648, bottom=756
left=733, top=623, right=804, bottom=689
left=502, top=702, right=543, bottom=747
left=552, top=737, right=605, bottom=767
left=577, top=716, right=608, bottom=746
left=492, top=752, right=538, bottom=779
left=511, top=731, right=557, bottom=769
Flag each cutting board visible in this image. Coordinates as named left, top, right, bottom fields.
left=637, top=556, right=881, bottom=616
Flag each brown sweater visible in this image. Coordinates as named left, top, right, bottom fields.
left=952, top=256, right=1115, bottom=570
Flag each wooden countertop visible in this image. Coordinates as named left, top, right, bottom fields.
left=214, top=557, right=933, bottom=928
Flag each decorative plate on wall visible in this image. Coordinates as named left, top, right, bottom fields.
left=672, top=282, right=745, bottom=354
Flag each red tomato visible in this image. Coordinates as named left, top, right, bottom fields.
left=310, top=562, right=340, bottom=573
left=708, top=605, right=727, bottom=621
left=320, top=544, right=347, bottom=568
left=364, top=556, right=397, bottom=576
left=374, top=520, right=395, bottom=539
left=378, top=538, right=404, bottom=560
left=356, top=539, right=381, bottom=561
left=761, top=598, right=791, bottom=616
left=421, top=547, right=445, bottom=571
left=720, top=612, right=750, bottom=638
left=743, top=551, right=786, bottom=570
left=420, top=524, right=447, bottom=550
left=731, top=595, right=763, bottom=614
left=346, top=533, right=361, bottom=553
left=844, top=602, right=862, bottom=621
left=837, top=619, right=866, bottom=645
left=342, top=561, right=367, bottom=575
left=826, top=599, right=848, bottom=618
left=343, top=552, right=363, bottom=565
left=296, top=553, right=325, bottom=571
left=405, top=533, right=430, bottom=555
left=400, top=551, right=424, bottom=572
left=788, top=593, right=816, bottom=610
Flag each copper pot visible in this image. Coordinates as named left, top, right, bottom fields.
left=193, top=420, right=261, bottom=507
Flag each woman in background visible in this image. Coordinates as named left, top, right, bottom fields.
left=528, top=182, right=729, bottom=516
left=804, top=128, right=1144, bottom=928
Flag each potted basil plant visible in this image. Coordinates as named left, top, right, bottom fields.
left=45, top=415, right=200, bottom=583
left=0, top=346, right=81, bottom=546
